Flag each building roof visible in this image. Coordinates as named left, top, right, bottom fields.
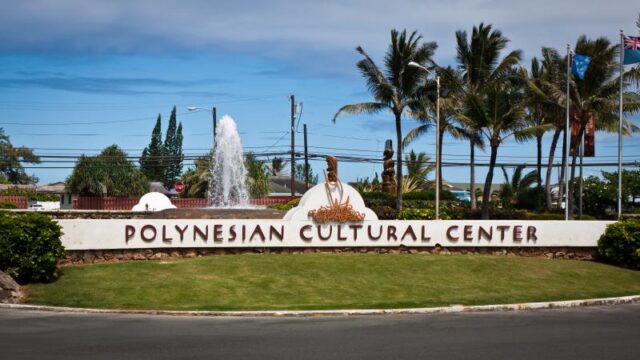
left=268, top=176, right=307, bottom=195
left=37, top=182, right=66, bottom=193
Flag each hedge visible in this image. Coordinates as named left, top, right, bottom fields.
left=0, top=211, right=65, bottom=283
left=597, top=220, right=640, bottom=269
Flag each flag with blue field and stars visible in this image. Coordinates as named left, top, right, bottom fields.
left=571, top=54, right=591, bottom=79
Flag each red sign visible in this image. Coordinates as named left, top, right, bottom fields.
left=175, top=182, right=185, bottom=193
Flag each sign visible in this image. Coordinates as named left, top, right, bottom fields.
left=175, top=181, right=185, bottom=193
left=56, top=219, right=613, bottom=250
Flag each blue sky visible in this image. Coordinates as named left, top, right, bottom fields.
left=0, top=0, right=638, bottom=186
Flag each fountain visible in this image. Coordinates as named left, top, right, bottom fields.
left=210, top=115, right=250, bottom=208
left=134, top=114, right=285, bottom=219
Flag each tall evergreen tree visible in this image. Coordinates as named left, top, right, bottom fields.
left=162, top=106, right=183, bottom=186
left=139, top=115, right=164, bottom=181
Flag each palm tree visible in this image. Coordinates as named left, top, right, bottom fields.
left=180, top=153, right=212, bottom=198
left=564, top=36, right=640, bottom=215
left=522, top=48, right=568, bottom=210
left=522, top=58, right=549, bottom=195
left=454, top=23, right=522, bottom=211
left=467, top=74, right=538, bottom=219
left=404, top=150, right=434, bottom=188
left=333, top=29, right=437, bottom=210
left=270, top=157, right=287, bottom=176
left=403, top=66, right=479, bottom=193
left=499, top=165, right=538, bottom=208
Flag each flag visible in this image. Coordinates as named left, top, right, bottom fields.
left=571, top=54, right=591, bottom=79
left=624, top=35, right=640, bottom=64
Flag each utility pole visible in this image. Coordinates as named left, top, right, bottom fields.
left=304, top=123, right=309, bottom=191
left=290, top=95, right=296, bottom=196
left=212, top=107, right=217, bottom=149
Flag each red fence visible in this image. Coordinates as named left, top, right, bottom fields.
left=250, top=196, right=299, bottom=206
left=172, top=198, right=208, bottom=208
left=72, top=196, right=300, bottom=210
left=0, top=196, right=29, bottom=209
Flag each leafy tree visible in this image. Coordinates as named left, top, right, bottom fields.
left=295, top=163, right=318, bottom=186
left=66, top=145, right=148, bottom=197
left=245, top=152, right=269, bottom=198
left=581, top=176, right=613, bottom=217
left=140, top=115, right=165, bottom=181
left=334, top=29, right=437, bottom=211
left=0, top=128, right=40, bottom=184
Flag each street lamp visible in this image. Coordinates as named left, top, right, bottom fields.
left=187, top=106, right=217, bottom=149
left=408, top=61, right=441, bottom=220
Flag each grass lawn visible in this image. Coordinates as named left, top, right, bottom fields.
left=26, top=254, right=640, bottom=311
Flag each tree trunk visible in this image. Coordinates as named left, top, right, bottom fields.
left=481, top=142, right=499, bottom=220
left=567, top=126, right=584, bottom=218
left=438, top=128, right=445, bottom=191
left=395, top=112, right=403, bottom=212
left=536, top=133, right=543, bottom=209
left=470, top=139, right=476, bottom=209
left=558, top=128, right=567, bottom=211
left=545, top=129, right=561, bottom=211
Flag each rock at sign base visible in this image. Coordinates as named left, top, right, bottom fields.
left=0, top=271, right=24, bottom=304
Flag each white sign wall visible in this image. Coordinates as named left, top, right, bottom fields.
left=57, top=219, right=613, bottom=250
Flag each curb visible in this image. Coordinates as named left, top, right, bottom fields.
left=1, top=295, right=639, bottom=317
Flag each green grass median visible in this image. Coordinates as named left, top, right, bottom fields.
left=26, top=254, right=640, bottom=311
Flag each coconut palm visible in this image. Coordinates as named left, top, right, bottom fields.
left=403, top=66, right=480, bottom=193
left=270, top=157, right=287, bottom=176
left=499, top=165, right=539, bottom=208
left=180, top=153, right=212, bottom=198
left=333, top=29, right=437, bottom=211
left=466, top=74, right=539, bottom=219
left=404, top=150, right=434, bottom=188
left=563, top=36, right=640, bottom=215
left=454, top=23, right=522, bottom=211
left=522, top=47, right=569, bottom=210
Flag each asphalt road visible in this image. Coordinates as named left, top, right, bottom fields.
left=1, top=304, right=639, bottom=360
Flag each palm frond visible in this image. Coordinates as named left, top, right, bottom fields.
left=332, top=102, right=388, bottom=123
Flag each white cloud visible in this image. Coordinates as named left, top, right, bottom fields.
left=1, top=0, right=637, bottom=66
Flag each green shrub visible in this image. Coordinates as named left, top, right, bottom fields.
left=266, top=198, right=301, bottom=211
left=0, top=201, right=18, bottom=209
left=369, top=205, right=398, bottom=220
left=526, top=212, right=565, bottom=220
left=597, top=220, right=640, bottom=269
left=0, top=212, right=65, bottom=283
left=402, top=190, right=457, bottom=201
left=0, top=188, right=59, bottom=202
left=463, top=208, right=528, bottom=220
left=397, top=202, right=463, bottom=220
left=398, top=207, right=435, bottom=220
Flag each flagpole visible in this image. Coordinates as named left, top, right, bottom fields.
left=618, top=30, right=624, bottom=220
left=565, top=44, right=570, bottom=221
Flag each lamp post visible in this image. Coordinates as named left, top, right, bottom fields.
left=187, top=106, right=217, bottom=149
left=408, top=61, right=440, bottom=220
